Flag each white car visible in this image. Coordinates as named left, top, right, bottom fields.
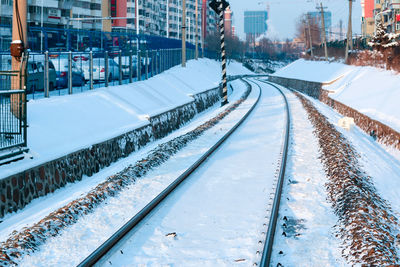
left=113, top=55, right=139, bottom=77
left=81, top=58, right=120, bottom=82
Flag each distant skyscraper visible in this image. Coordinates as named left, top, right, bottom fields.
left=244, top=10, right=268, bottom=41
left=307, top=11, right=332, bottom=38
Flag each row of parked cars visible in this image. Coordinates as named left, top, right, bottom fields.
left=2, top=51, right=149, bottom=94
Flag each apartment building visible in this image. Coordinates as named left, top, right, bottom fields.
left=306, top=11, right=332, bottom=40
left=125, top=0, right=217, bottom=44
left=372, top=0, right=400, bottom=33
left=361, top=0, right=375, bottom=38
left=0, top=0, right=217, bottom=47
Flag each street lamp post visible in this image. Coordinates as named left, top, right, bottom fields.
left=182, top=0, right=186, bottom=67
left=41, top=0, right=43, bottom=51
left=195, top=0, right=199, bottom=59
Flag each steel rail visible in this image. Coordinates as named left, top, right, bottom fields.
left=255, top=79, right=291, bottom=267
left=77, top=78, right=262, bottom=267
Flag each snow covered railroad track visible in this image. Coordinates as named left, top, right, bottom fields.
left=255, top=79, right=290, bottom=267
left=76, top=78, right=291, bottom=267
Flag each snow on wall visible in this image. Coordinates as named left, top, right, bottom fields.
left=0, top=59, right=252, bottom=218
left=270, top=75, right=400, bottom=152
left=271, top=59, right=353, bottom=84
left=271, top=59, right=400, bottom=143
left=270, top=59, right=400, bottom=149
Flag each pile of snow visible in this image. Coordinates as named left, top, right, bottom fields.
left=272, top=59, right=400, bottom=133
left=272, top=59, right=353, bottom=83
left=0, top=59, right=252, bottom=179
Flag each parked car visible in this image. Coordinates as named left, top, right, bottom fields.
left=26, top=61, right=57, bottom=93
left=81, top=58, right=120, bottom=82
left=3, top=58, right=57, bottom=94
left=51, top=58, right=86, bottom=88
left=113, top=55, right=139, bottom=78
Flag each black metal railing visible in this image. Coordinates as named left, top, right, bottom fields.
left=0, top=90, right=28, bottom=156
left=0, top=54, right=28, bottom=162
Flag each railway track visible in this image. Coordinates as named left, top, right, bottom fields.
left=77, top=77, right=291, bottom=267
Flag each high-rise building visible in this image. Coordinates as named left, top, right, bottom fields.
left=244, top=11, right=268, bottom=41
left=361, top=0, right=375, bottom=38
left=0, top=0, right=218, bottom=50
left=126, top=0, right=216, bottom=44
left=307, top=11, right=332, bottom=39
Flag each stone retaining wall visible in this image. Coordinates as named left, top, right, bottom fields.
left=269, top=75, right=400, bottom=150
left=0, top=86, right=222, bottom=218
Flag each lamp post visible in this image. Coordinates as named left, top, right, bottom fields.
left=41, top=0, right=43, bottom=51
left=182, top=0, right=186, bottom=67
left=195, top=0, right=199, bottom=59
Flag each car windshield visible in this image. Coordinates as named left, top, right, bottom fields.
left=51, top=59, right=69, bottom=71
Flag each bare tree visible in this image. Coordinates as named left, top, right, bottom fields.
left=295, top=14, right=321, bottom=49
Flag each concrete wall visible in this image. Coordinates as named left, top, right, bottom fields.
left=0, top=86, right=221, bottom=218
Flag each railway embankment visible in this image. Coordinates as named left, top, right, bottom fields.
left=269, top=59, right=400, bottom=151
left=0, top=59, right=252, bottom=219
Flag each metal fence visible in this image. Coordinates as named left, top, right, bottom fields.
left=0, top=89, right=27, bottom=148
left=21, top=47, right=217, bottom=100
left=0, top=53, right=28, bottom=162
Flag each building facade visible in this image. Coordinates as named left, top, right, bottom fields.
left=371, top=0, right=400, bottom=34
left=244, top=10, right=268, bottom=41
left=0, top=0, right=218, bottom=50
left=224, top=6, right=233, bottom=37
left=306, top=10, right=332, bottom=40
left=361, top=0, right=375, bottom=38
left=125, top=0, right=217, bottom=44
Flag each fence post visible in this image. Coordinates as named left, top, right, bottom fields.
left=105, top=51, right=109, bottom=87
left=119, top=50, right=122, bottom=85
left=44, top=51, right=49, bottom=98
left=145, top=50, right=149, bottom=79
left=168, top=49, right=171, bottom=69
left=89, top=50, right=93, bottom=90
left=151, top=50, right=154, bottom=77
left=156, top=50, right=159, bottom=75
left=160, top=50, right=163, bottom=73
left=138, top=50, right=141, bottom=81
left=129, top=49, right=133, bottom=83
left=68, top=51, right=72, bottom=95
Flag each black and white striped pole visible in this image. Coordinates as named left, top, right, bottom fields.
left=210, top=0, right=229, bottom=106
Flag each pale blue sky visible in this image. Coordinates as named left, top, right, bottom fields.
left=227, top=0, right=362, bottom=40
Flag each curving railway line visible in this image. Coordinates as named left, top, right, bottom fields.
left=77, top=77, right=291, bottom=267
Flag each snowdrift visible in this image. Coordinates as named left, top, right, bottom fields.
left=272, top=59, right=400, bottom=133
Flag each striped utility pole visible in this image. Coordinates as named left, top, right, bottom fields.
left=219, top=1, right=228, bottom=106
left=210, top=0, right=229, bottom=106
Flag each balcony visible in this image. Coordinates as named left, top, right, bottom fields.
left=390, top=0, right=400, bottom=9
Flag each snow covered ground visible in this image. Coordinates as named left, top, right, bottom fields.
left=271, top=84, right=345, bottom=266
left=272, top=59, right=400, bottom=135
left=0, top=59, right=252, bottom=180
left=0, top=77, right=248, bottom=244
left=2, top=57, right=398, bottom=266
left=307, top=94, right=400, bottom=236
left=96, top=80, right=285, bottom=266
left=15, top=79, right=261, bottom=266
left=272, top=59, right=353, bottom=83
